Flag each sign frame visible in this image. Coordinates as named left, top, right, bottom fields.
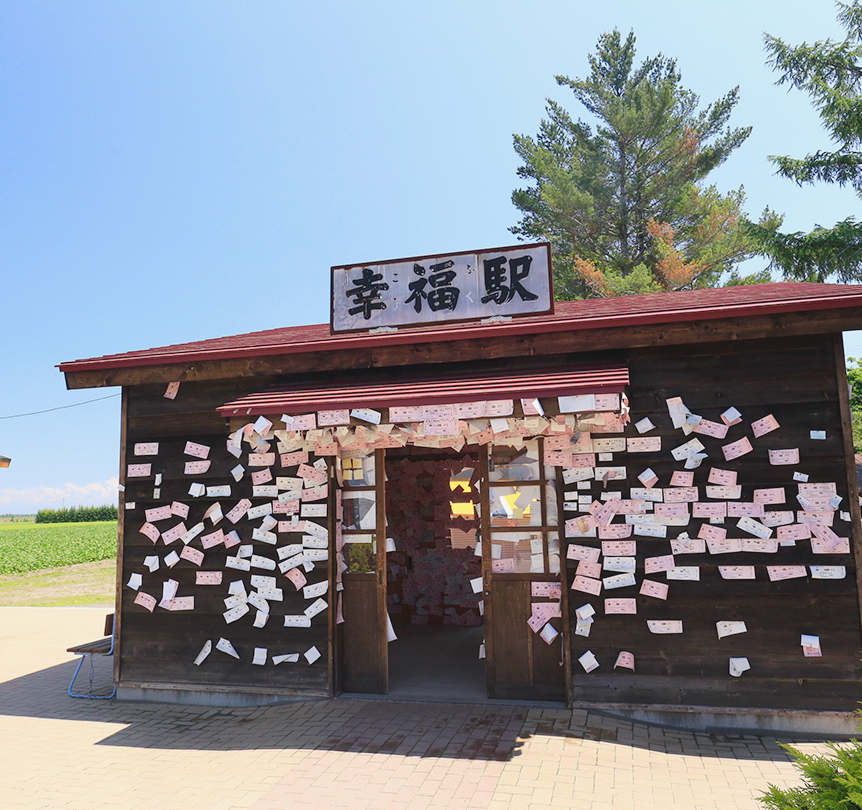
left=330, top=241, right=554, bottom=334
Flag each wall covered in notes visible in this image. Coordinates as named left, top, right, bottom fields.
left=563, top=334, right=861, bottom=710
left=120, top=381, right=333, bottom=692
left=115, top=330, right=861, bottom=709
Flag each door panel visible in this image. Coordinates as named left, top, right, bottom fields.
left=482, top=441, right=568, bottom=701
left=338, top=449, right=388, bottom=694
left=342, top=573, right=386, bottom=692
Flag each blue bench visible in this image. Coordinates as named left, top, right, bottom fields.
left=67, top=614, right=116, bottom=699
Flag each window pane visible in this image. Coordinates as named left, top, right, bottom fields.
left=545, top=480, right=559, bottom=526
left=342, top=490, right=376, bottom=530
left=342, top=540, right=375, bottom=573
left=341, top=454, right=376, bottom=486
left=489, top=441, right=540, bottom=481
left=490, top=530, right=545, bottom=574
left=489, top=485, right=542, bottom=527
left=547, top=531, right=560, bottom=574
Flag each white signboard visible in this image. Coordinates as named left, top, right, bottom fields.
left=330, top=242, right=553, bottom=333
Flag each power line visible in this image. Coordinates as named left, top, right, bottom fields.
left=0, top=393, right=121, bottom=420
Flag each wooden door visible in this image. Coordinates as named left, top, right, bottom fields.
left=481, top=442, right=570, bottom=701
left=339, top=450, right=389, bottom=693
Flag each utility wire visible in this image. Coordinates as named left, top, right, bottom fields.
left=0, top=393, right=121, bottom=420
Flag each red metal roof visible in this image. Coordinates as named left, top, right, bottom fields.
left=217, top=363, right=630, bottom=416
left=58, top=282, right=862, bottom=373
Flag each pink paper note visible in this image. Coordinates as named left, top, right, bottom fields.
left=604, top=598, right=637, bottom=614
left=317, top=409, right=350, bottom=426
left=145, top=505, right=172, bottom=523
left=708, top=468, right=737, bottom=486
left=200, top=529, right=224, bottom=549
left=297, top=464, right=327, bottom=485
left=576, top=560, right=602, bottom=579
left=751, top=414, right=780, bottom=438
left=601, top=540, right=636, bottom=556
left=644, top=554, right=675, bottom=574
left=139, top=522, right=160, bottom=543
left=727, top=502, right=766, bottom=518
left=195, top=571, right=222, bottom=585
left=614, top=651, right=635, bottom=670
left=639, top=580, right=668, bottom=599
left=127, top=463, right=151, bottom=478
left=251, top=468, right=273, bottom=485
left=769, top=448, right=799, bottom=466
left=598, top=524, right=633, bottom=539
left=692, top=502, right=727, bottom=519
left=566, top=544, right=601, bottom=563
left=180, top=546, right=204, bottom=566
left=698, top=523, right=726, bottom=542
left=184, top=460, right=211, bottom=475
left=654, top=503, right=689, bottom=519
left=722, top=437, right=753, bottom=461
left=163, top=382, right=180, bottom=400
left=280, top=450, right=309, bottom=468
left=170, top=501, right=190, bottom=518
left=184, top=441, right=210, bottom=459
left=286, top=568, right=308, bottom=590
left=767, top=565, right=807, bottom=581
left=664, top=487, right=698, bottom=503
left=571, top=576, right=602, bottom=596
left=753, top=488, right=785, bottom=505
left=777, top=523, right=811, bottom=542
left=670, top=471, right=694, bottom=487
left=693, top=419, right=729, bottom=439
left=226, top=499, right=252, bottom=524
left=134, top=591, right=156, bottom=612
left=289, top=413, right=317, bottom=431
left=161, top=522, right=188, bottom=545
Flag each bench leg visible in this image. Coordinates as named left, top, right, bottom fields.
left=68, top=653, right=116, bottom=699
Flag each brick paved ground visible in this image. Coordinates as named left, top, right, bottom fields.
left=0, top=608, right=843, bottom=810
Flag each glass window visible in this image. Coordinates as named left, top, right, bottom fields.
left=547, top=531, right=560, bottom=574
left=490, top=530, right=546, bottom=574
left=489, top=485, right=542, bottom=527
left=489, top=441, right=540, bottom=481
left=342, top=490, right=376, bottom=530
left=341, top=454, right=375, bottom=487
left=342, top=539, right=375, bottom=573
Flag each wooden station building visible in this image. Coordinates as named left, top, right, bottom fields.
left=58, top=248, right=862, bottom=713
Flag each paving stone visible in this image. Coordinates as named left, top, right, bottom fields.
left=0, top=607, right=845, bottom=810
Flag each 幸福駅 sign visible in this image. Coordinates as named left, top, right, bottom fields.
left=330, top=242, right=553, bottom=333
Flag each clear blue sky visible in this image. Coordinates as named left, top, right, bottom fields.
left=1, top=0, right=860, bottom=513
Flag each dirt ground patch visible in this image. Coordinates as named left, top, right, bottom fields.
left=0, top=559, right=115, bottom=606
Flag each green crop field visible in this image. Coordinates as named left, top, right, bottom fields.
left=0, top=521, right=118, bottom=575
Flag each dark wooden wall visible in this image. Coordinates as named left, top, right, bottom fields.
left=119, top=377, right=331, bottom=695
left=566, top=333, right=862, bottom=710
left=114, top=331, right=862, bottom=709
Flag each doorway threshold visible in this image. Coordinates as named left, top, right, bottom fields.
left=336, top=691, right=566, bottom=709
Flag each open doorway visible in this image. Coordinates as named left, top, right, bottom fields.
left=383, top=448, right=486, bottom=701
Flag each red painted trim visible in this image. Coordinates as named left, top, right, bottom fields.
left=216, top=364, right=630, bottom=416
left=57, top=284, right=862, bottom=374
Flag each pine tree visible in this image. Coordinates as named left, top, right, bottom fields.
left=511, top=29, right=772, bottom=299
left=748, top=1, right=862, bottom=282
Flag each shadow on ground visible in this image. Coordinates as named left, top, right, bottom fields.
left=0, top=655, right=848, bottom=767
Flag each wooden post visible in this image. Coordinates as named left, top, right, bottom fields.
left=112, top=388, right=128, bottom=686
left=833, top=335, right=862, bottom=642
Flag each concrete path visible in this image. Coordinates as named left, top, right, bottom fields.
left=0, top=608, right=843, bottom=810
